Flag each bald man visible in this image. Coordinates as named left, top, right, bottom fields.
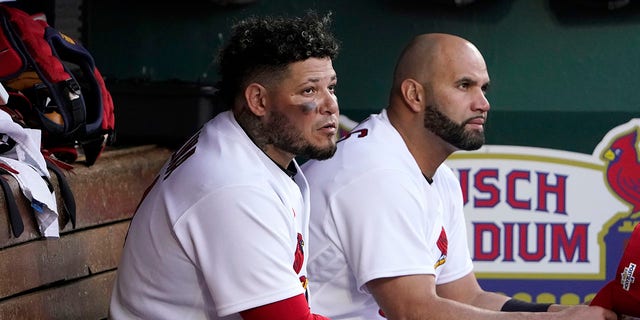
left=301, top=34, right=617, bottom=320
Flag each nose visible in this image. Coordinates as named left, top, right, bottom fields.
left=473, top=89, right=490, bottom=113
left=319, top=90, right=339, bottom=115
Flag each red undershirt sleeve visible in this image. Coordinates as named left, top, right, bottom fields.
left=239, top=293, right=330, bottom=320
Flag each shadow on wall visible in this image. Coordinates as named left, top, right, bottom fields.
left=379, top=0, right=516, bottom=23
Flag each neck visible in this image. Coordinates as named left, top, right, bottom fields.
left=234, top=108, right=295, bottom=169
left=387, top=106, right=454, bottom=180
left=263, top=145, right=295, bottom=169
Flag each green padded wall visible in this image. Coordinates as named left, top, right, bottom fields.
left=86, top=0, right=640, bottom=154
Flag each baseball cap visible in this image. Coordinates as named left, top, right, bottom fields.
left=590, top=222, right=640, bottom=317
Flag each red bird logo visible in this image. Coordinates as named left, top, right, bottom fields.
left=434, top=227, right=448, bottom=269
left=602, top=128, right=640, bottom=214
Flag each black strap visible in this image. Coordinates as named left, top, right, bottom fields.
left=81, top=134, right=107, bottom=166
left=501, top=299, right=552, bottom=312
left=45, top=158, right=76, bottom=228
left=62, top=79, right=87, bottom=137
left=0, top=172, right=23, bottom=237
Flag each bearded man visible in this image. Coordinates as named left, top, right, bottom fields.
left=302, top=33, right=616, bottom=320
left=110, top=11, right=340, bottom=320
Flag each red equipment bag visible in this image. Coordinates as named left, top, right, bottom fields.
left=0, top=4, right=115, bottom=166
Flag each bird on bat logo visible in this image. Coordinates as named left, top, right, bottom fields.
left=602, top=127, right=640, bottom=215
left=434, top=226, right=448, bottom=269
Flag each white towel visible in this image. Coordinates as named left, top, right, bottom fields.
left=0, top=110, right=48, bottom=176
left=0, top=109, right=59, bottom=237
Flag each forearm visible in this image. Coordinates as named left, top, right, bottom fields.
left=382, top=296, right=618, bottom=320
left=369, top=275, right=615, bottom=320
left=466, top=290, right=511, bottom=311
left=370, top=276, right=547, bottom=320
left=380, top=295, right=555, bottom=320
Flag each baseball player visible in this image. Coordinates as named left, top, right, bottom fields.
left=302, top=33, right=617, bottom=320
left=591, top=222, right=640, bottom=318
left=109, top=12, right=339, bottom=320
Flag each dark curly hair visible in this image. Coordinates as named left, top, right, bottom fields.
left=215, top=11, right=340, bottom=108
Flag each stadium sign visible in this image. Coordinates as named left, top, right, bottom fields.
left=445, top=118, right=640, bottom=304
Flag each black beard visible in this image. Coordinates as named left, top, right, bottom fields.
left=423, top=104, right=485, bottom=151
left=236, top=108, right=337, bottom=160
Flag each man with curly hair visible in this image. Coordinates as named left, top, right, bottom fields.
left=110, top=11, right=339, bottom=320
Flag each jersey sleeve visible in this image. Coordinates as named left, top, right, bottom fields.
left=174, top=185, right=305, bottom=316
left=329, top=168, right=444, bottom=292
left=433, top=165, right=474, bottom=284
left=240, top=293, right=329, bottom=320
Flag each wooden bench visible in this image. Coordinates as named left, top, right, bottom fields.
left=0, top=145, right=172, bottom=319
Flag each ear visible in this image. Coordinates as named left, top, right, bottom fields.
left=400, top=79, right=424, bottom=113
left=244, top=83, right=268, bottom=116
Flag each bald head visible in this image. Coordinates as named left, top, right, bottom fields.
left=390, top=33, right=486, bottom=93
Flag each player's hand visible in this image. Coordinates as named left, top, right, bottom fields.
left=553, top=305, right=617, bottom=320
left=547, top=304, right=572, bottom=312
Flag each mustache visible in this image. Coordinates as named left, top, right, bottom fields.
left=462, top=115, right=486, bottom=125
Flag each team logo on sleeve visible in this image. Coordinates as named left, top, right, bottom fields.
left=434, top=227, right=448, bottom=269
left=293, top=233, right=308, bottom=290
left=293, top=233, right=304, bottom=274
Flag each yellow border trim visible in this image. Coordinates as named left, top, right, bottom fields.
left=449, top=153, right=604, bottom=171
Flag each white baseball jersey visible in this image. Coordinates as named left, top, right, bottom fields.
left=303, top=109, right=474, bottom=320
left=110, top=111, right=310, bottom=320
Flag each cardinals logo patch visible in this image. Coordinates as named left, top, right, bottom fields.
left=434, top=227, right=448, bottom=269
